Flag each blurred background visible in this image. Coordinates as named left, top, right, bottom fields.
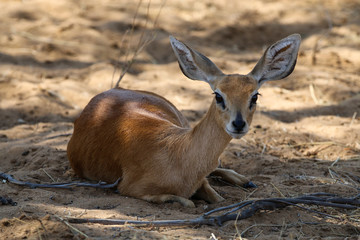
left=0, top=0, right=359, bottom=239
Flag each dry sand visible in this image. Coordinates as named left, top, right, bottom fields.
left=1, top=0, right=359, bottom=239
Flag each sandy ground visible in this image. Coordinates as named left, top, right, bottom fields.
left=1, top=0, right=360, bottom=239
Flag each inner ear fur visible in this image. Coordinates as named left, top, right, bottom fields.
left=249, top=34, right=301, bottom=86
left=170, top=36, right=224, bottom=89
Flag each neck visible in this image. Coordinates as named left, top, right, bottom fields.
left=185, top=101, right=232, bottom=175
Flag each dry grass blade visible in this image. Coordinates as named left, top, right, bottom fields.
left=349, top=112, right=357, bottom=127
left=45, top=133, right=72, bottom=140
left=55, top=215, right=89, bottom=239
left=270, top=182, right=285, bottom=197
left=13, top=30, right=82, bottom=48
left=293, top=141, right=336, bottom=147
left=309, top=84, right=321, bottom=105
left=42, top=169, right=55, bottom=182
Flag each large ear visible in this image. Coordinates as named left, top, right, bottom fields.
left=170, top=36, right=224, bottom=90
left=249, top=34, right=301, bottom=86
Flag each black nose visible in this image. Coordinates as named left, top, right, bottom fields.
left=232, top=118, right=246, bottom=132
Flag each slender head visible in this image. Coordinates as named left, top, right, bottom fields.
left=170, top=34, right=301, bottom=138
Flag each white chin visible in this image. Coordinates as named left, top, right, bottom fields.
left=226, top=130, right=247, bottom=139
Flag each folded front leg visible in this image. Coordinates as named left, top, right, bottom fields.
left=192, top=179, right=224, bottom=203
left=211, top=168, right=257, bottom=188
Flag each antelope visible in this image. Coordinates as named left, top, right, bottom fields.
left=67, top=34, right=301, bottom=207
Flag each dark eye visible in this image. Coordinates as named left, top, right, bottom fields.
left=249, top=93, right=259, bottom=109
left=214, top=92, right=226, bottom=109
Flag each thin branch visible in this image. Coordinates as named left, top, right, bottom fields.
left=113, top=0, right=165, bottom=88
left=66, top=193, right=360, bottom=227
left=268, top=199, right=341, bottom=219
left=111, top=29, right=130, bottom=88
left=114, top=0, right=143, bottom=88
left=203, top=200, right=253, bottom=217
left=67, top=216, right=217, bottom=227
left=0, top=172, right=120, bottom=189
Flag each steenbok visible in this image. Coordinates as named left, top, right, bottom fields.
left=67, top=34, right=301, bottom=207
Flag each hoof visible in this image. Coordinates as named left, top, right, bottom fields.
left=243, top=181, right=257, bottom=188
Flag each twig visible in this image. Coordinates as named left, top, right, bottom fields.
left=0, top=172, right=120, bottom=189
left=67, top=216, right=216, bottom=227
left=330, top=157, right=340, bottom=168
left=66, top=193, right=360, bottom=227
left=223, top=202, right=254, bottom=216
left=268, top=199, right=341, bottom=219
left=113, top=0, right=142, bottom=88
left=203, top=200, right=252, bottom=217
left=113, top=0, right=165, bottom=88
left=111, top=28, right=130, bottom=88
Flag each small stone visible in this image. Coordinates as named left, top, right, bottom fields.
left=22, top=150, right=30, bottom=156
